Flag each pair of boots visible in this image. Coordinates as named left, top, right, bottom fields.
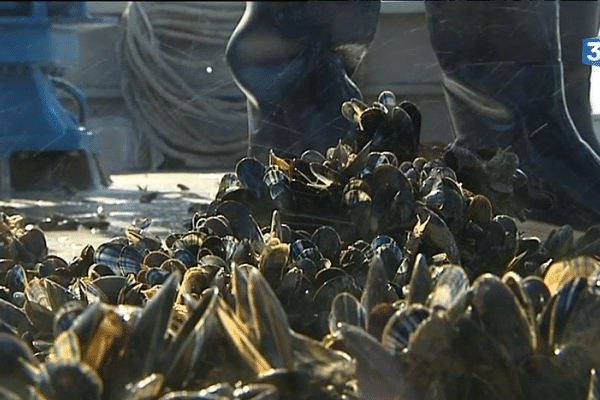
left=426, top=1, right=600, bottom=227
left=227, top=1, right=600, bottom=227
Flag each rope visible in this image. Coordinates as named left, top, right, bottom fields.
left=119, top=2, right=248, bottom=169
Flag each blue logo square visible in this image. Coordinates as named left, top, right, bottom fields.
left=583, top=37, right=600, bottom=66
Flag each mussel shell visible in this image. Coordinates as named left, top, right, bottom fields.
left=544, top=256, right=600, bottom=295
left=574, top=225, right=600, bottom=257
left=88, top=263, right=115, bottom=279
left=427, top=264, right=469, bottom=313
left=172, top=232, right=205, bottom=259
left=361, top=252, right=397, bottom=320
left=313, top=275, right=360, bottom=313
left=373, top=246, right=402, bottom=282
left=172, top=249, right=197, bottom=268
left=46, top=359, right=103, bottom=399
left=200, top=215, right=233, bottom=238
left=521, top=276, right=550, bottom=315
left=216, top=172, right=241, bottom=200
left=377, top=90, right=396, bottom=108
left=0, top=298, right=34, bottom=335
left=328, top=292, right=364, bottom=335
left=179, top=267, right=211, bottom=302
left=215, top=201, right=264, bottom=249
left=263, top=166, right=289, bottom=189
left=17, top=228, right=47, bottom=263
left=146, top=268, right=170, bottom=287
left=406, top=254, right=431, bottom=305
left=118, top=245, right=144, bottom=276
left=5, top=264, right=26, bottom=293
left=198, top=255, right=228, bottom=277
left=126, top=228, right=162, bottom=252
left=470, top=274, right=536, bottom=364
left=339, top=247, right=368, bottom=275
left=541, top=225, right=574, bottom=260
left=200, top=236, right=226, bottom=260
left=311, top=227, right=341, bottom=267
left=53, top=300, right=88, bottom=336
left=290, top=239, right=317, bottom=262
left=90, top=276, right=129, bottom=304
left=381, top=304, right=430, bottom=355
left=546, top=277, right=587, bottom=346
left=37, top=255, right=69, bottom=278
left=275, top=266, right=311, bottom=311
left=94, top=242, right=124, bottom=275
left=160, top=259, right=187, bottom=275
left=142, top=251, right=170, bottom=270
left=310, top=162, right=340, bottom=187
left=313, top=267, right=346, bottom=288
left=293, top=257, right=319, bottom=281
left=372, top=163, right=412, bottom=197
left=235, top=157, right=266, bottom=199
left=300, top=149, right=326, bottom=164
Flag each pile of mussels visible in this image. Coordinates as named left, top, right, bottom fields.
left=3, top=92, right=600, bottom=399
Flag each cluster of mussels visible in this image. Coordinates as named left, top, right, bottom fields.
left=2, top=92, right=600, bottom=399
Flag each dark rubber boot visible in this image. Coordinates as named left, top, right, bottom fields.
left=560, top=2, right=600, bottom=155
left=426, top=1, right=600, bottom=227
left=226, top=2, right=380, bottom=163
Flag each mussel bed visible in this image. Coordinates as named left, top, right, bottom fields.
left=2, top=92, right=600, bottom=399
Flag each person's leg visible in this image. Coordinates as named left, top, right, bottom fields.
left=560, top=1, right=600, bottom=155
left=426, top=0, right=600, bottom=226
left=226, top=2, right=380, bottom=162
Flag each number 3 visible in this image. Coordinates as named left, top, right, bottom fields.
left=588, top=42, right=600, bottom=61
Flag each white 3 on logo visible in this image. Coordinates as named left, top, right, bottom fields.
left=588, top=42, right=600, bottom=61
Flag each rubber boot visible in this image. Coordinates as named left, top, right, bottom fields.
left=425, top=1, right=600, bottom=227
left=560, top=2, right=600, bottom=155
left=226, top=2, right=380, bottom=163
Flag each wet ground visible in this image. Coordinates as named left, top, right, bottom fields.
left=0, top=172, right=226, bottom=261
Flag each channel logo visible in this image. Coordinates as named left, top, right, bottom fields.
left=583, top=37, right=600, bottom=66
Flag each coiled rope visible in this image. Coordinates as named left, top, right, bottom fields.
left=119, top=2, right=247, bottom=169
